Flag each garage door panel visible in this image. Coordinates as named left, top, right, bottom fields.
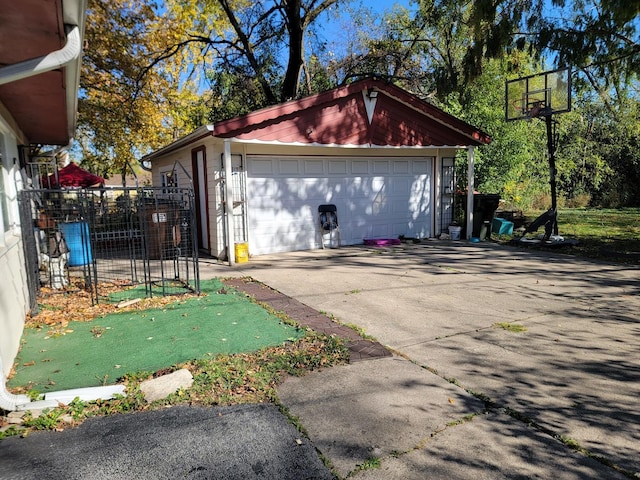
left=303, top=159, right=324, bottom=174
left=392, top=200, right=411, bottom=215
left=249, top=177, right=282, bottom=198
left=370, top=223, right=392, bottom=238
left=278, top=159, right=300, bottom=174
left=373, top=160, right=389, bottom=174
left=328, top=160, right=347, bottom=174
left=413, top=160, right=430, bottom=173
left=391, top=176, right=411, bottom=194
left=347, top=178, right=374, bottom=198
left=394, top=160, right=410, bottom=174
left=371, top=177, right=386, bottom=191
left=247, top=156, right=432, bottom=255
left=351, top=160, right=369, bottom=174
left=371, top=196, right=390, bottom=216
left=249, top=158, right=274, bottom=174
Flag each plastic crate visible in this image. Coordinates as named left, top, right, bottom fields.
left=491, top=217, right=514, bottom=235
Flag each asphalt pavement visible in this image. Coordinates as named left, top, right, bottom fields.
left=2, top=241, right=638, bottom=479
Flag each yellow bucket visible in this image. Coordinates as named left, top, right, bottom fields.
left=234, top=243, right=249, bottom=263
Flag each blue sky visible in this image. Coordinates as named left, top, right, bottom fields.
left=315, top=0, right=416, bottom=59
left=365, top=0, right=414, bottom=11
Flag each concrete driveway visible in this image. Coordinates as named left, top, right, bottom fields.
left=216, top=241, right=640, bottom=478
left=3, top=242, right=636, bottom=480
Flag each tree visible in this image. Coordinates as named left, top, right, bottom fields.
left=78, top=0, right=202, bottom=178
left=77, top=0, right=348, bottom=176
left=159, top=0, right=343, bottom=112
left=575, top=92, right=640, bottom=207
left=458, top=0, right=640, bottom=95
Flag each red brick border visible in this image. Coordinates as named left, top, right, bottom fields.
left=223, top=277, right=391, bottom=362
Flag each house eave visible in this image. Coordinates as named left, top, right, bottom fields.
left=223, top=138, right=476, bottom=150
left=140, top=125, right=215, bottom=164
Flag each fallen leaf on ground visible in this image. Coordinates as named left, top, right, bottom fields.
left=26, top=278, right=202, bottom=328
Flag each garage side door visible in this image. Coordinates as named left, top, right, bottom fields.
left=246, top=156, right=433, bottom=255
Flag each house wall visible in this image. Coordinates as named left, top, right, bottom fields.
left=150, top=140, right=224, bottom=257
left=0, top=122, right=29, bottom=378
left=151, top=140, right=461, bottom=259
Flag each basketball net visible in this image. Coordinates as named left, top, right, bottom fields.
left=527, top=102, right=544, bottom=119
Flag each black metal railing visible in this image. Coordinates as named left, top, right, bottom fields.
left=19, top=186, right=199, bottom=307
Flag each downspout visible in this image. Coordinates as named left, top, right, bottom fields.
left=223, top=140, right=235, bottom=265
left=0, top=357, right=30, bottom=411
left=0, top=25, right=81, bottom=86
left=1, top=352, right=125, bottom=410
left=466, top=146, right=475, bottom=240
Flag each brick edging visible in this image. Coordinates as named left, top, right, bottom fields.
left=222, top=277, right=391, bottom=362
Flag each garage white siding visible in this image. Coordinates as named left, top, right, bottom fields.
left=246, top=156, right=433, bottom=255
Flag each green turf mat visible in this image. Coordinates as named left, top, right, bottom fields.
left=105, top=281, right=193, bottom=303
left=9, top=279, right=302, bottom=392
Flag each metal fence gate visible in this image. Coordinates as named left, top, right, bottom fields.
left=19, top=186, right=199, bottom=310
left=440, top=157, right=456, bottom=231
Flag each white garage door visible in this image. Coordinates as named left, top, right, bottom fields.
left=246, top=155, right=433, bottom=255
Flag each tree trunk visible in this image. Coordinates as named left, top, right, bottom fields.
left=281, top=0, right=304, bottom=100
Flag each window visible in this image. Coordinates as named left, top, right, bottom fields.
left=160, top=170, right=177, bottom=190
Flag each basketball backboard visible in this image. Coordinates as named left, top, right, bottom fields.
left=505, top=67, right=571, bottom=121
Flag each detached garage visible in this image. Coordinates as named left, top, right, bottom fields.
left=141, top=78, right=490, bottom=262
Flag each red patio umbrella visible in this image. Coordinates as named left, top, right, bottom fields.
left=43, top=162, right=105, bottom=188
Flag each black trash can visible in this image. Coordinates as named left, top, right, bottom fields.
left=470, top=194, right=501, bottom=238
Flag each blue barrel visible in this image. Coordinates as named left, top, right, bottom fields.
left=60, top=222, right=93, bottom=266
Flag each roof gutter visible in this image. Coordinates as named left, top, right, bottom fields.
left=139, top=125, right=215, bottom=169
left=0, top=24, right=81, bottom=86
left=0, top=23, right=83, bottom=142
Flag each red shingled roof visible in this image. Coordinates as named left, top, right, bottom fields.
left=141, top=78, right=491, bottom=164
left=212, top=78, right=491, bottom=147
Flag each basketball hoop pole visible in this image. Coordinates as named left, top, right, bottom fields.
left=544, top=114, right=559, bottom=236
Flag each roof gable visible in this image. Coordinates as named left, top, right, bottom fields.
left=213, top=78, right=491, bottom=147
left=142, top=78, right=491, bottom=163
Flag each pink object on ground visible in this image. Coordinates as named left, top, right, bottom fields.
left=363, top=238, right=401, bottom=246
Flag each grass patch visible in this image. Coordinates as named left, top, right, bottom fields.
left=8, top=279, right=306, bottom=393
left=446, top=413, right=476, bottom=427
left=493, top=322, right=527, bottom=333
left=512, top=208, right=640, bottom=263
left=560, top=435, right=585, bottom=453
left=353, top=457, right=381, bottom=472
left=446, top=377, right=462, bottom=387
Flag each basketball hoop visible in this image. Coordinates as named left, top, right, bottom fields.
left=527, top=101, right=544, bottom=119
left=505, top=67, right=573, bottom=240
left=510, top=98, right=546, bottom=121
left=506, top=68, right=571, bottom=122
